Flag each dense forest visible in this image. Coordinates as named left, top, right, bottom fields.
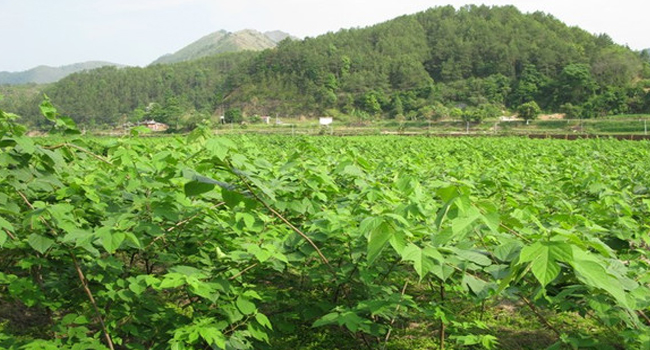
left=2, top=5, right=650, bottom=128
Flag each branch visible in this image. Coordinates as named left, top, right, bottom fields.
left=17, top=190, right=57, bottom=237
left=229, top=263, right=259, bottom=281
left=146, top=202, right=226, bottom=250
left=17, top=190, right=34, bottom=209
left=499, top=223, right=531, bottom=243
left=383, top=281, right=409, bottom=347
left=519, top=293, right=561, bottom=338
left=19, top=190, right=114, bottom=349
left=45, top=143, right=112, bottom=165
left=235, top=172, right=330, bottom=266
left=4, top=228, right=16, bottom=241
left=638, top=310, right=650, bottom=326
left=69, top=250, right=115, bottom=350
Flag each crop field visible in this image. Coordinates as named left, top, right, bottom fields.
left=1, top=106, right=650, bottom=349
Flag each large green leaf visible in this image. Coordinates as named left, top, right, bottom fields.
left=184, top=180, right=215, bottom=197
left=570, top=247, right=631, bottom=309
left=519, top=241, right=573, bottom=286
left=0, top=215, right=13, bottom=247
left=363, top=217, right=394, bottom=264
left=27, top=234, right=54, bottom=254
left=206, top=138, right=237, bottom=161
left=451, top=247, right=492, bottom=267
left=402, top=244, right=434, bottom=281
left=236, top=296, right=257, bottom=315
left=94, top=227, right=125, bottom=254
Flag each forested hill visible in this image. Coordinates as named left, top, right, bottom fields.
left=225, top=5, right=648, bottom=118
left=0, top=61, right=123, bottom=85
left=150, top=29, right=292, bottom=65
left=5, top=5, right=650, bottom=128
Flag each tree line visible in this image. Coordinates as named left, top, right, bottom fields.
left=2, top=5, right=650, bottom=128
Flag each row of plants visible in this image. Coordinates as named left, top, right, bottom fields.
left=1, top=102, right=649, bottom=349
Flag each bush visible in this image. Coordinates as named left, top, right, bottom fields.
left=516, top=101, right=541, bottom=121
left=224, top=108, right=243, bottom=123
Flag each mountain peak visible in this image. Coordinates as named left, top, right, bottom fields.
left=150, top=29, right=294, bottom=65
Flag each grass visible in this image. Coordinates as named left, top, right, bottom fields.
left=201, top=116, right=650, bottom=137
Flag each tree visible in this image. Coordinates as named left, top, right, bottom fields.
left=559, top=103, right=583, bottom=119
left=224, top=108, right=243, bottom=123
left=359, top=92, right=382, bottom=115
left=509, top=65, right=546, bottom=107
left=555, top=64, right=597, bottom=106
left=391, top=96, right=404, bottom=118
left=517, top=101, right=541, bottom=123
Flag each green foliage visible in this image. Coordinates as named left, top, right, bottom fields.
left=224, top=108, right=243, bottom=123
left=516, top=101, right=541, bottom=121
left=2, top=102, right=650, bottom=350
left=4, top=5, right=649, bottom=128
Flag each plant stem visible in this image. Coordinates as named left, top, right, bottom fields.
left=69, top=250, right=115, bottom=350
left=3, top=228, right=16, bottom=241
left=440, top=282, right=445, bottom=350
left=229, top=263, right=259, bottom=280
left=236, top=171, right=330, bottom=266
left=519, top=294, right=561, bottom=338
left=45, top=143, right=113, bottom=165
left=383, top=281, right=409, bottom=347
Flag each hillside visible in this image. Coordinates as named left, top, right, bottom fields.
left=3, top=5, right=649, bottom=128
left=9, top=52, right=258, bottom=128
left=0, top=61, right=124, bottom=85
left=223, top=5, right=649, bottom=118
left=150, top=29, right=291, bottom=65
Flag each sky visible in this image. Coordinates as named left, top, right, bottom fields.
left=1, top=0, right=648, bottom=72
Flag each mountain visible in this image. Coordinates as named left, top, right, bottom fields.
left=222, top=5, right=648, bottom=117
left=263, top=30, right=295, bottom=43
left=150, top=29, right=292, bottom=65
left=5, top=5, right=649, bottom=127
left=0, top=61, right=124, bottom=85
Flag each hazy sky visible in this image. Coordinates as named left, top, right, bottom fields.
left=1, top=0, right=648, bottom=72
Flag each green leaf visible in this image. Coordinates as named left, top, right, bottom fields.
left=236, top=296, right=256, bottom=315
left=451, top=248, right=492, bottom=267
left=0, top=216, right=15, bottom=232
left=184, top=180, right=215, bottom=197
left=130, top=126, right=152, bottom=137
left=519, top=241, right=573, bottom=286
left=494, top=241, right=523, bottom=262
left=450, top=208, right=481, bottom=237
left=222, top=187, right=244, bottom=207
left=462, top=274, right=490, bottom=297
left=342, top=165, right=364, bottom=177
left=15, top=136, right=35, bottom=154
left=95, top=227, right=125, bottom=254
left=0, top=216, right=11, bottom=247
left=570, top=247, right=631, bottom=308
left=337, top=311, right=366, bottom=332
left=366, top=219, right=393, bottom=264
left=206, top=138, right=237, bottom=161
left=28, top=234, right=54, bottom=254
left=159, top=273, right=186, bottom=289
left=129, top=279, right=147, bottom=295
left=39, top=98, right=58, bottom=121
left=312, top=312, right=339, bottom=328
left=255, top=313, right=273, bottom=330
left=402, top=243, right=442, bottom=281
left=236, top=212, right=256, bottom=229
left=388, top=229, right=407, bottom=256
left=199, top=327, right=226, bottom=349
left=124, top=232, right=142, bottom=249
